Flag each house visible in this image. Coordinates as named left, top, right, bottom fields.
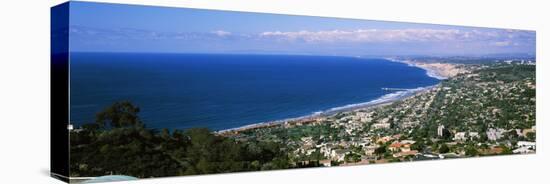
left=453, top=132, right=467, bottom=141
left=400, top=140, right=416, bottom=145
left=319, top=159, right=332, bottom=167
left=400, top=144, right=412, bottom=152
left=487, top=128, right=505, bottom=141
left=376, top=136, right=392, bottom=144
left=339, top=141, right=350, bottom=148
left=513, top=129, right=523, bottom=137
left=331, top=149, right=351, bottom=162
left=301, top=136, right=314, bottom=147
left=352, top=138, right=370, bottom=147
left=364, top=145, right=378, bottom=156
left=319, top=143, right=333, bottom=157
left=517, top=141, right=536, bottom=149
left=512, top=141, right=536, bottom=154
left=305, top=149, right=316, bottom=155
left=372, top=123, right=391, bottom=129
left=468, top=132, right=480, bottom=140
left=388, top=142, right=403, bottom=152
left=513, top=147, right=534, bottom=154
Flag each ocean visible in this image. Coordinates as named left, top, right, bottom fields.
left=69, top=53, right=439, bottom=130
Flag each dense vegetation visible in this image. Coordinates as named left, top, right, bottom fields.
left=424, top=65, right=533, bottom=132
left=408, top=64, right=535, bottom=152
left=70, top=102, right=291, bottom=178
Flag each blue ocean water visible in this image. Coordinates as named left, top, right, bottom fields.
left=69, top=53, right=439, bottom=130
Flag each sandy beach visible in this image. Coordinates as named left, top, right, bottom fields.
left=385, top=58, right=465, bottom=79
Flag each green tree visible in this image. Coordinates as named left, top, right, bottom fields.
left=526, top=132, right=536, bottom=141
left=465, top=145, right=479, bottom=156
left=375, top=145, right=387, bottom=155
left=72, top=102, right=296, bottom=178
left=439, top=144, right=450, bottom=153
left=96, top=101, right=142, bottom=128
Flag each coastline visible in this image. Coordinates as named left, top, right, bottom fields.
left=385, top=58, right=465, bottom=80
left=385, top=58, right=447, bottom=80
left=216, top=58, right=453, bottom=135
left=216, top=85, right=439, bottom=135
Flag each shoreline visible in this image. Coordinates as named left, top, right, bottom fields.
left=216, top=58, right=452, bottom=135
left=216, top=85, right=439, bottom=135
left=385, top=58, right=467, bottom=80
left=385, top=58, right=448, bottom=80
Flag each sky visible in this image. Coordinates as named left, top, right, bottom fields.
left=67, top=1, right=536, bottom=56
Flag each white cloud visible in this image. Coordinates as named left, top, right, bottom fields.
left=493, top=41, right=511, bottom=46
left=211, top=30, right=232, bottom=37
left=69, top=25, right=535, bottom=52
left=258, top=28, right=530, bottom=44
left=259, top=29, right=466, bottom=42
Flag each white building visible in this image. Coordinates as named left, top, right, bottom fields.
left=372, top=123, right=391, bottom=129
left=364, top=145, right=379, bottom=156
left=486, top=128, right=505, bottom=141
left=454, top=132, right=467, bottom=141
left=331, top=149, right=351, bottom=162
left=468, top=132, right=480, bottom=140
left=517, top=141, right=536, bottom=149
left=513, top=147, right=534, bottom=154
left=319, top=143, right=333, bottom=157
left=319, top=160, right=331, bottom=167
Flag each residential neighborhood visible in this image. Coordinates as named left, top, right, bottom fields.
left=225, top=60, right=536, bottom=166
